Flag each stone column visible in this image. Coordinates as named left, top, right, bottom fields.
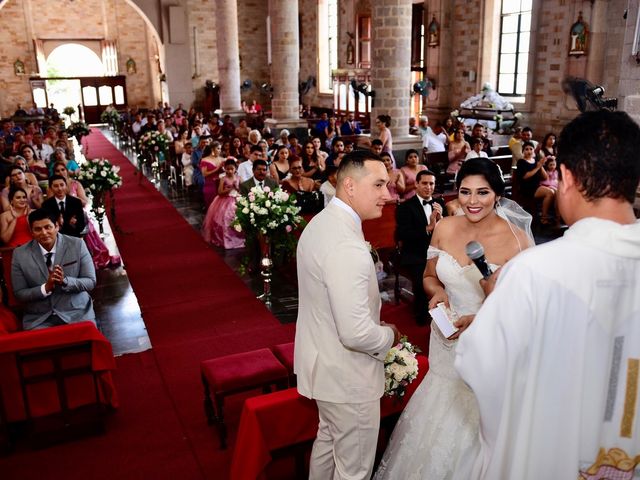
left=371, top=0, right=421, bottom=159
left=265, top=0, right=307, bottom=134
left=215, top=0, right=242, bottom=114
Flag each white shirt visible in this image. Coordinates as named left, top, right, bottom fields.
left=455, top=218, right=640, bottom=480
left=464, top=150, right=489, bottom=161
left=415, top=194, right=433, bottom=223
left=422, top=128, right=447, bottom=152
left=237, top=161, right=254, bottom=182
left=34, top=143, right=54, bottom=162
left=38, top=239, right=58, bottom=297
left=320, top=181, right=336, bottom=207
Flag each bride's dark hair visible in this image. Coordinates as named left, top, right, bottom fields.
left=456, top=157, right=505, bottom=196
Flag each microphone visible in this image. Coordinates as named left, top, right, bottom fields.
left=465, top=241, right=492, bottom=279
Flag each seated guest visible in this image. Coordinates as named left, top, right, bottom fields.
left=269, top=145, right=291, bottom=182
left=325, top=137, right=345, bottom=168
left=238, top=145, right=264, bottom=182
left=42, top=175, right=86, bottom=237
left=465, top=137, right=489, bottom=160
left=312, top=136, right=329, bottom=162
left=400, top=149, right=427, bottom=200
left=181, top=142, right=194, bottom=187
left=22, top=144, right=48, bottom=189
left=281, top=159, right=317, bottom=194
left=0, top=188, right=32, bottom=247
left=340, top=112, right=362, bottom=136
left=239, top=159, right=278, bottom=196
left=235, top=118, right=251, bottom=143
left=1, top=166, right=43, bottom=212
left=516, top=140, right=554, bottom=223
left=288, top=133, right=302, bottom=159
left=48, top=147, right=79, bottom=176
left=465, top=122, right=492, bottom=155
left=447, top=127, right=471, bottom=174
left=300, top=140, right=325, bottom=183
left=319, top=166, right=338, bottom=207
left=324, top=116, right=340, bottom=149
left=11, top=208, right=96, bottom=330
left=370, top=138, right=384, bottom=156
left=343, top=139, right=354, bottom=154
left=382, top=152, right=405, bottom=203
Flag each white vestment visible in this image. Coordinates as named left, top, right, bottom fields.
left=455, top=218, right=640, bottom=479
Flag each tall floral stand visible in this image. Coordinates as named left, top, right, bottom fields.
left=91, top=190, right=107, bottom=237
left=256, top=234, right=273, bottom=308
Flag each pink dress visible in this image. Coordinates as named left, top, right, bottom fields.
left=387, top=168, right=402, bottom=202
left=70, top=181, right=121, bottom=269
left=400, top=165, right=427, bottom=200
left=202, top=176, right=245, bottom=249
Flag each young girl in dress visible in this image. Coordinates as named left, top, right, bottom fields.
left=202, top=158, right=245, bottom=249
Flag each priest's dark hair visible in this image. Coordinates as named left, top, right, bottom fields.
left=456, top=157, right=505, bottom=196
left=557, top=110, right=640, bottom=203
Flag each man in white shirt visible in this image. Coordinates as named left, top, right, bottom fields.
left=464, top=138, right=489, bottom=161
left=32, top=132, right=54, bottom=163
left=455, top=110, right=640, bottom=479
left=237, top=146, right=264, bottom=183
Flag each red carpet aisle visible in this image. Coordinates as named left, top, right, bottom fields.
left=0, top=129, right=427, bottom=479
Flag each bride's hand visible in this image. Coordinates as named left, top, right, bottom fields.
left=428, top=289, right=449, bottom=310
left=450, top=315, right=475, bottom=340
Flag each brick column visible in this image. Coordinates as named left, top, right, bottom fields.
left=371, top=0, right=412, bottom=137
left=265, top=0, right=307, bottom=133
left=215, top=0, right=242, bottom=114
left=371, top=0, right=420, bottom=162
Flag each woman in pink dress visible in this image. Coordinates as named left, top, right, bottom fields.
left=52, top=162, right=121, bottom=269
left=381, top=152, right=405, bottom=203
left=202, top=158, right=245, bottom=249
left=200, top=142, right=225, bottom=207
left=400, top=149, right=427, bottom=200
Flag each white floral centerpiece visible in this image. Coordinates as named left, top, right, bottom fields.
left=232, top=185, right=305, bottom=271
left=77, top=158, right=123, bottom=233
left=384, top=336, right=421, bottom=398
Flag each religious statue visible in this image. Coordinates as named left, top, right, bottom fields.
left=569, top=13, right=588, bottom=56
left=428, top=16, right=440, bottom=47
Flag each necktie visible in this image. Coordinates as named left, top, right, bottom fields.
left=59, top=201, right=65, bottom=214
left=259, top=181, right=264, bottom=188
left=45, top=252, right=53, bottom=270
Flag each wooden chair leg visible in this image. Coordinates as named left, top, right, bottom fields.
left=214, top=394, right=227, bottom=449
left=202, top=375, right=215, bottom=426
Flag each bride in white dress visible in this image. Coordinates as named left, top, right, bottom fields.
left=374, top=158, right=533, bottom=480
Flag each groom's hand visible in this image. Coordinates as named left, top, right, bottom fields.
left=382, top=322, right=401, bottom=345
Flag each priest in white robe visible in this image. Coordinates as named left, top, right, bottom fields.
left=454, top=110, right=640, bottom=480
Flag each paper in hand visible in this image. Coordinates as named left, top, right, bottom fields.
left=429, top=303, right=459, bottom=339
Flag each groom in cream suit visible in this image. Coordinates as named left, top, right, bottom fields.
left=295, top=150, right=400, bottom=479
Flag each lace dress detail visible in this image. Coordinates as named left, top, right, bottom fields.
left=374, top=247, right=498, bottom=480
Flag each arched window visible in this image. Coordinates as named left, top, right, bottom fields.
left=318, top=0, right=338, bottom=93
left=46, top=43, right=104, bottom=77
left=497, top=0, right=532, bottom=96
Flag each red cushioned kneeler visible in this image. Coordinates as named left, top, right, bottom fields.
left=271, top=342, right=295, bottom=387
left=200, top=348, right=288, bottom=449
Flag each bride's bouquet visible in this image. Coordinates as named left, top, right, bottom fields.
left=384, top=336, right=420, bottom=398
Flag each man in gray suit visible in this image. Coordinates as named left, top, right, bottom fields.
left=11, top=209, right=96, bottom=330
left=295, top=150, right=401, bottom=479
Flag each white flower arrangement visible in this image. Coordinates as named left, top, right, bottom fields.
left=384, top=336, right=421, bottom=398
left=138, top=130, right=170, bottom=155
left=77, top=158, right=123, bottom=195
left=233, top=185, right=304, bottom=236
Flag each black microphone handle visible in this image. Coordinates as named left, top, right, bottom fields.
left=472, top=257, right=493, bottom=279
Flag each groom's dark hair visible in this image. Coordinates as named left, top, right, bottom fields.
left=337, top=150, right=383, bottom=182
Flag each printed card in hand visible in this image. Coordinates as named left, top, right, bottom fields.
left=429, top=303, right=459, bottom=339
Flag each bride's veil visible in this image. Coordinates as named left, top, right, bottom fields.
left=495, top=198, right=535, bottom=247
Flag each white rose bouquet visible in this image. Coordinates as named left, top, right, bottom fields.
left=384, top=336, right=421, bottom=398
left=137, top=130, right=170, bottom=155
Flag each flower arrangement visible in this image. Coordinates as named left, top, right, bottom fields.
left=232, top=185, right=305, bottom=270
left=138, top=130, right=170, bottom=156
left=77, top=158, right=123, bottom=195
left=66, top=121, right=91, bottom=140
left=100, top=109, right=120, bottom=127
left=63, top=106, right=76, bottom=117
left=384, top=336, right=421, bottom=398
left=233, top=185, right=304, bottom=237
